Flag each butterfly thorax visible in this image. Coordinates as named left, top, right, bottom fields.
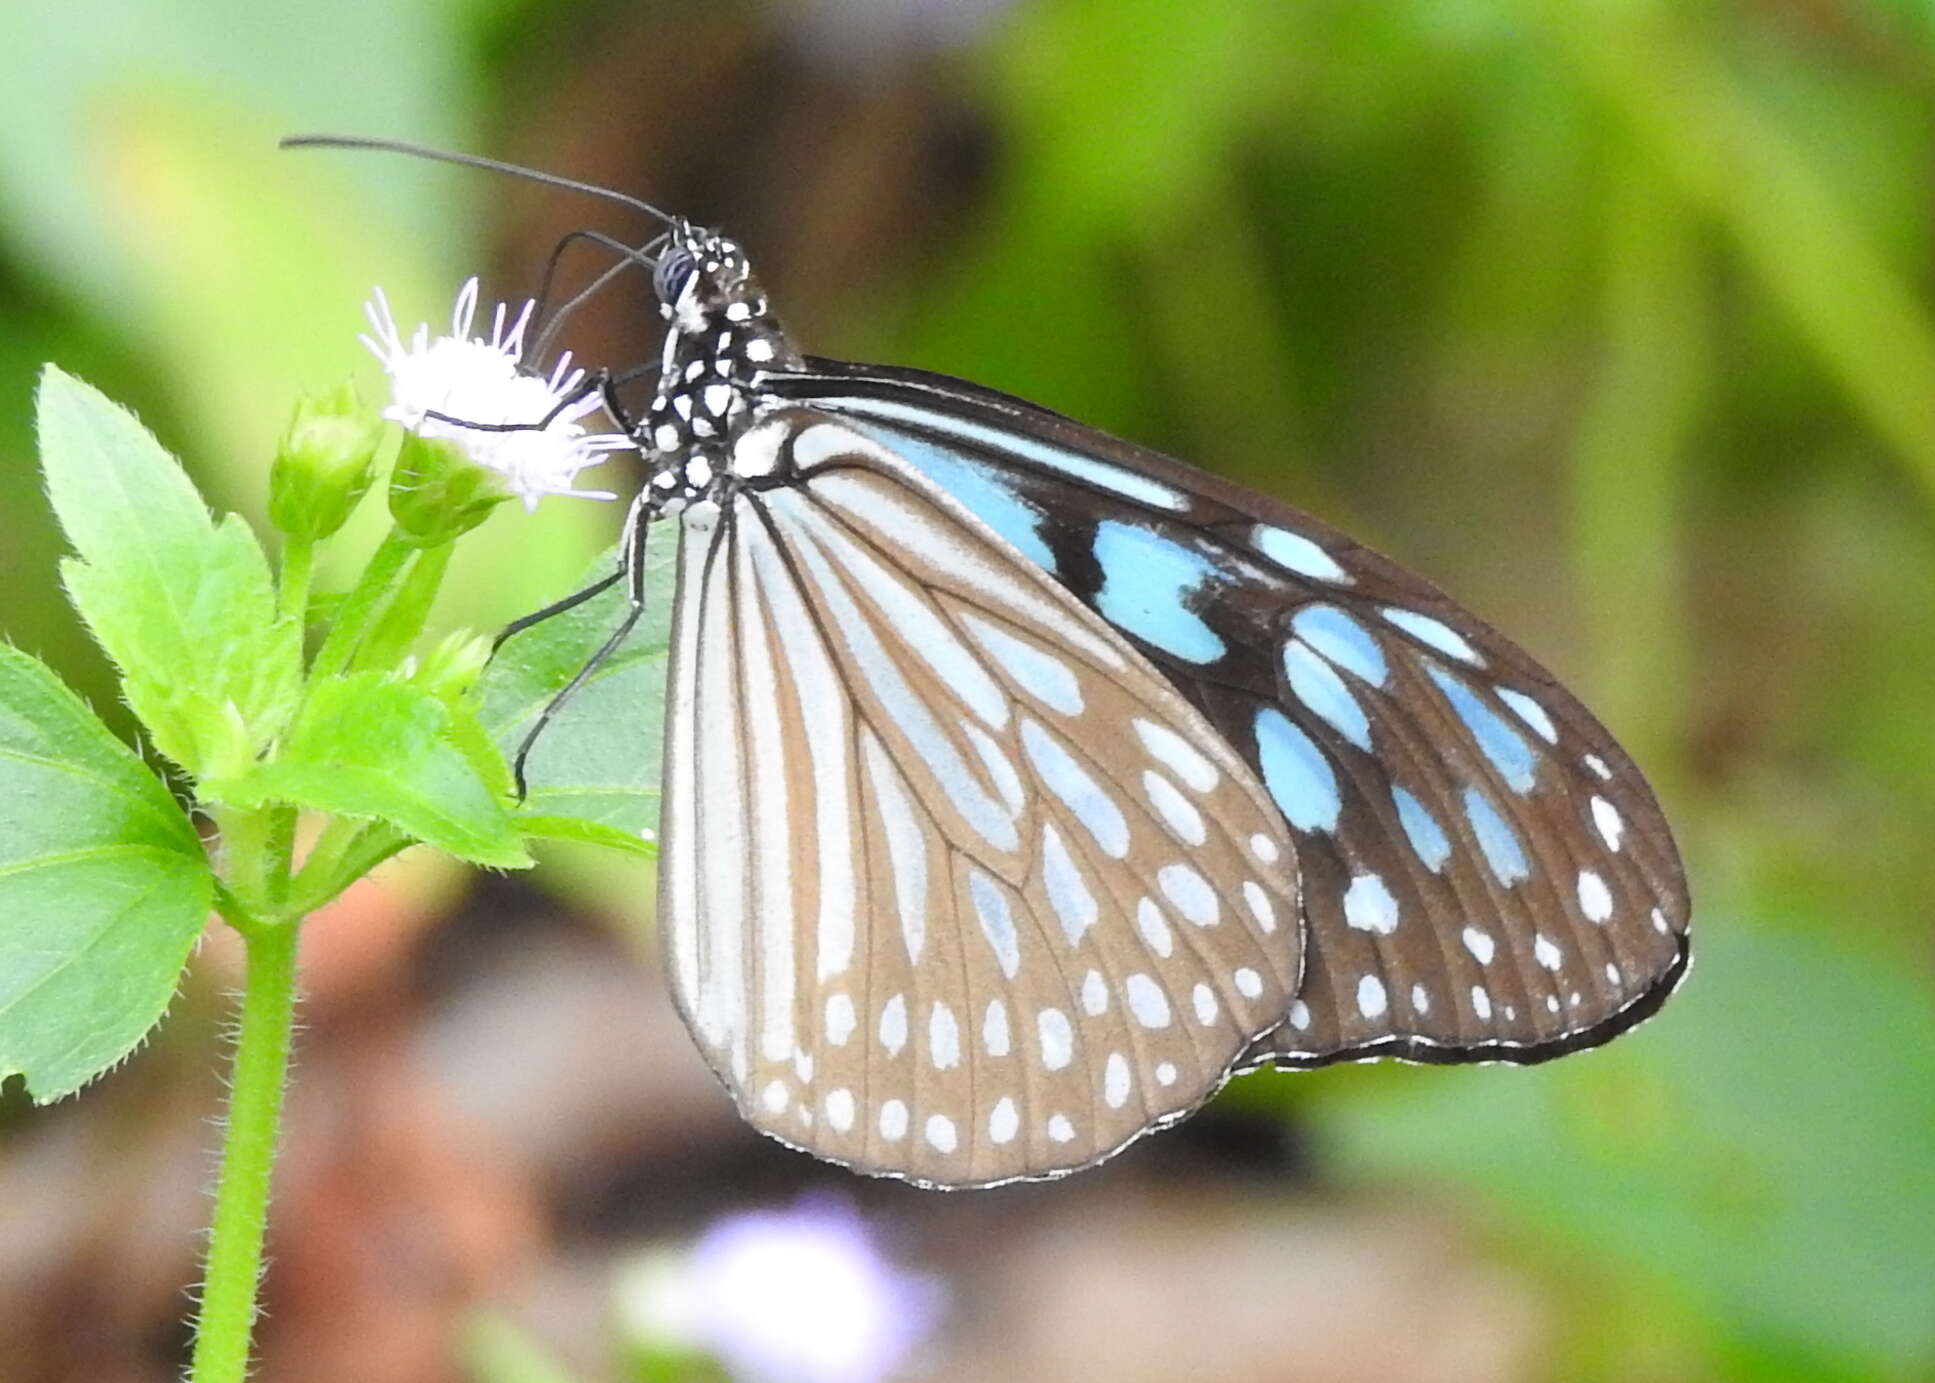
left=638, top=226, right=802, bottom=517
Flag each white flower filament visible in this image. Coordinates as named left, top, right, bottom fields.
left=361, top=278, right=634, bottom=511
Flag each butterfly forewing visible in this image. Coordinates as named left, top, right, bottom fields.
left=658, top=412, right=1301, bottom=1186
left=772, top=362, right=1691, bottom=1068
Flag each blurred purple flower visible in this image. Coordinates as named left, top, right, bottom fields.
left=619, top=1195, right=942, bottom=1383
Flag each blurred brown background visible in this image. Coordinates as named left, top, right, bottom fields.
left=0, top=2, right=1931, bottom=1381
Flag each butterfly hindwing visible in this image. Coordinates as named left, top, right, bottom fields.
left=773, top=362, right=1692, bottom=1068
left=658, top=410, right=1301, bottom=1186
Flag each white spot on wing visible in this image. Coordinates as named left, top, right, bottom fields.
left=925, top=1114, right=957, bottom=1153
left=1133, top=717, right=1219, bottom=791
left=1343, top=873, right=1400, bottom=935
left=1577, top=869, right=1614, bottom=922
left=1022, top=717, right=1129, bottom=857
left=968, top=867, right=1021, bottom=978
left=1590, top=795, right=1625, bottom=851
left=1158, top=863, right=1220, bottom=926
left=960, top=611, right=1085, bottom=715
left=864, top=735, right=928, bottom=965
left=1135, top=898, right=1174, bottom=957
left=1142, top=770, right=1207, bottom=844
left=1037, top=1008, right=1074, bottom=1070
left=1252, top=523, right=1351, bottom=583
left=1497, top=686, right=1558, bottom=743
left=1241, top=880, right=1277, bottom=933
left=880, top=994, right=908, bottom=1055
left=1104, top=1052, right=1131, bottom=1109
left=989, top=1097, right=1018, bottom=1144
left=983, top=999, right=1010, bottom=1056
left=1462, top=925, right=1496, bottom=965
left=1381, top=607, right=1482, bottom=664
left=880, top=1100, right=908, bottom=1140
left=961, top=720, right=1025, bottom=814
left=928, top=1001, right=961, bottom=1070
left=1041, top=822, right=1098, bottom=945
left=1357, top=974, right=1388, bottom=1019
left=825, top=993, right=855, bottom=1046
left=1125, top=974, right=1172, bottom=1028
left=825, top=1088, right=855, bottom=1132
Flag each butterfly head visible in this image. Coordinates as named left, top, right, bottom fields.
left=638, top=223, right=799, bottom=508
left=654, top=224, right=766, bottom=334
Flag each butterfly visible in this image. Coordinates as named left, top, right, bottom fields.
left=286, top=122, right=1697, bottom=1190
left=475, top=214, right=1688, bottom=1190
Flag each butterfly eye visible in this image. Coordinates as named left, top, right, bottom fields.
left=654, top=248, right=699, bottom=309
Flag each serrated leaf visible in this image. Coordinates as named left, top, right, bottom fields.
left=0, top=644, right=211, bottom=1103
left=207, top=672, right=530, bottom=869
left=476, top=543, right=674, bottom=840
left=513, top=813, right=659, bottom=859
left=37, top=367, right=301, bottom=779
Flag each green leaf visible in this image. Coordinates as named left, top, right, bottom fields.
left=0, top=644, right=211, bottom=1103
left=476, top=542, right=675, bottom=841
left=208, top=673, right=531, bottom=870
left=513, top=813, right=658, bottom=859
left=37, top=367, right=300, bottom=780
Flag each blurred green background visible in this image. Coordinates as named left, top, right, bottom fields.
left=0, top=2, right=1930, bottom=1381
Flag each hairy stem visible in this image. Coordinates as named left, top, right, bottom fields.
left=186, top=916, right=301, bottom=1383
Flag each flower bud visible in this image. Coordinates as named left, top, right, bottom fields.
left=388, top=430, right=513, bottom=546
left=411, top=630, right=493, bottom=706
left=269, top=382, right=384, bottom=540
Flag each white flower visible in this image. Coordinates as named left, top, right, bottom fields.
left=361, top=278, right=634, bottom=511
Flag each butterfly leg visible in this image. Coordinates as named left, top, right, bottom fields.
left=490, top=569, right=624, bottom=653
left=505, top=512, right=655, bottom=800
left=422, top=371, right=604, bottom=435
left=421, top=360, right=654, bottom=439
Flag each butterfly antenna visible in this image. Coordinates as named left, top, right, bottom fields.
left=529, top=235, right=664, bottom=364
left=280, top=133, right=680, bottom=229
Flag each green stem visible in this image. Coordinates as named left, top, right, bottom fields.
left=310, top=528, right=414, bottom=680
left=262, top=806, right=299, bottom=910
left=212, top=805, right=277, bottom=919
left=187, top=917, right=301, bottom=1383
left=278, top=535, right=316, bottom=631
left=355, top=539, right=455, bottom=671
